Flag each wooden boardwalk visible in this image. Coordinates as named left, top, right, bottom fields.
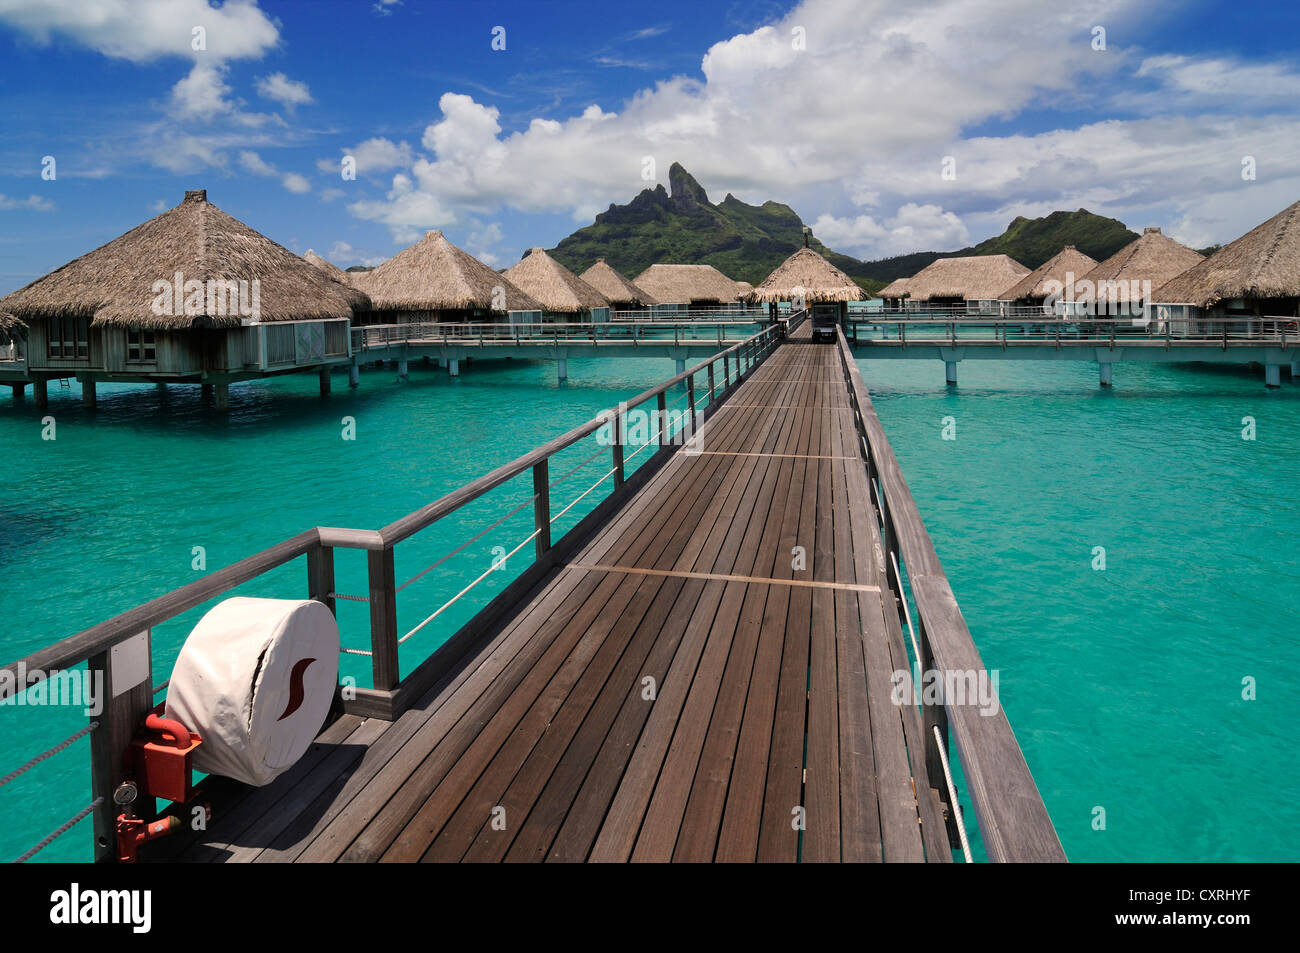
left=153, top=327, right=949, bottom=863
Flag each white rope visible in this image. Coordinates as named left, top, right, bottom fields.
left=890, top=551, right=922, bottom=677
left=623, top=429, right=663, bottom=463
left=341, top=647, right=372, bottom=656
left=933, top=724, right=973, bottom=863
left=550, top=466, right=618, bottom=526
left=398, top=528, right=540, bottom=645
left=395, top=492, right=537, bottom=594
left=547, top=442, right=610, bottom=493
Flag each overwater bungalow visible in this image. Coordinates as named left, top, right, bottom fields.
left=880, top=255, right=1030, bottom=314
left=632, top=263, right=745, bottom=314
left=357, top=230, right=543, bottom=326
left=1064, top=227, right=1202, bottom=321
left=503, top=247, right=610, bottom=321
left=0, top=189, right=366, bottom=408
left=878, top=277, right=911, bottom=310
left=997, top=245, right=1099, bottom=315
left=577, top=258, right=659, bottom=313
left=1150, top=199, right=1300, bottom=338
left=748, top=246, right=865, bottom=326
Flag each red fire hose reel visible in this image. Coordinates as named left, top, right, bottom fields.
left=115, top=706, right=209, bottom=862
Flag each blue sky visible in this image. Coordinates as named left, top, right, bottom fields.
left=2, top=0, right=1300, bottom=295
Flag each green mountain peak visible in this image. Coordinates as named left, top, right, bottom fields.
left=548, top=164, right=1141, bottom=293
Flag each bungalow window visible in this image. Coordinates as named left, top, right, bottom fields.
left=47, top=316, right=89, bottom=360
left=127, top=328, right=157, bottom=362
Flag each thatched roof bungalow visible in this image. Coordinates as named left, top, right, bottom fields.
left=1066, top=228, right=1202, bottom=318
left=884, top=255, right=1030, bottom=313
left=578, top=259, right=659, bottom=309
left=1151, top=199, right=1300, bottom=336
left=749, top=247, right=865, bottom=305
left=0, top=190, right=365, bottom=402
left=359, top=230, right=543, bottom=324
left=997, top=246, right=1098, bottom=309
left=632, top=263, right=744, bottom=311
left=504, top=248, right=610, bottom=319
left=878, top=277, right=910, bottom=306
left=749, top=246, right=865, bottom=326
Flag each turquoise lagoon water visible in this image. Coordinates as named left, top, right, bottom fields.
left=862, top=356, right=1299, bottom=863
left=1, top=350, right=1296, bottom=861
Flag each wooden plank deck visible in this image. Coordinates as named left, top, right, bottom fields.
left=155, top=327, right=948, bottom=863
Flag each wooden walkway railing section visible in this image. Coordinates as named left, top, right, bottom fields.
left=2, top=310, right=1065, bottom=862
left=0, top=319, right=789, bottom=863
left=834, top=328, right=1065, bottom=862
left=848, top=313, right=1297, bottom=348
left=350, top=318, right=765, bottom=354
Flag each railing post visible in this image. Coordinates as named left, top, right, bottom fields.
left=367, top=548, right=400, bottom=691
left=308, top=542, right=336, bottom=616
left=919, top=618, right=952, bottom=826
left=612, top=412, right=625, bottom=489
left=657, top=391, right=668, bottom=446
left=88, top=628, right=154, bottom=861
left=724, top=352, right=731, bottom=387
left=708, top=362, right=716, bottom=403
left=533, top=460, right=552, bottom=559
left=686, top=375, right=696, bottom=431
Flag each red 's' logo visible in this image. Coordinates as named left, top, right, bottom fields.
left=277, top=657, right=317, bottom=721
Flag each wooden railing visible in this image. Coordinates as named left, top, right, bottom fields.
left=0, top=319, right=790, bottom=862
left=835, top=326, right=1066, bottom=862
left=849, top=313, right=1297, bottom=347
left=349, top=319, right=765, bottom=354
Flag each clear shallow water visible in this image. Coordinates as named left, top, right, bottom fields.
left=1, top=351, right=1295, bottom=862
left=859, top=356, right=1300, bottom=862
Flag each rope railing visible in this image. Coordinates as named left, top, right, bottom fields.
left=12, top=798, right=103, bottom=864
left=0, top=722, right=99, bottom=789
left=398, top=527, right=541, bottom=645
left=549, top=466, right=619, bottom=527
left=395, top=493, right=539, bottom=595
left=934, top=725, right=973, bottom=863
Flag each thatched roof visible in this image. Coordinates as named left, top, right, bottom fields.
left=733, top=280, right=754, bottom=297
left=578, top=259, right=659, bottom=307
left=504, top=248, right=609, bottom=313
left=360, top=230, right=542, bottom=313
left=0, top=190, right=369, bottom=329
left=748, top=247, right=865, bottom=303
left=895, top=254, right=1030, bottom=302
left=632, top=264, right=743, bottom=304
left=1074, top=228, right=1202, bottom=297
left=303, top=248, right=349, bottom=282
left=878, top=278, right=910, bottom=300
left=1153, top=200, right=1300, bottom=306
left=998, top=245, right=1099, bottom=301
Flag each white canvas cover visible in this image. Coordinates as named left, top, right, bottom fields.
left=164, top=597, right=339, bottom=787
